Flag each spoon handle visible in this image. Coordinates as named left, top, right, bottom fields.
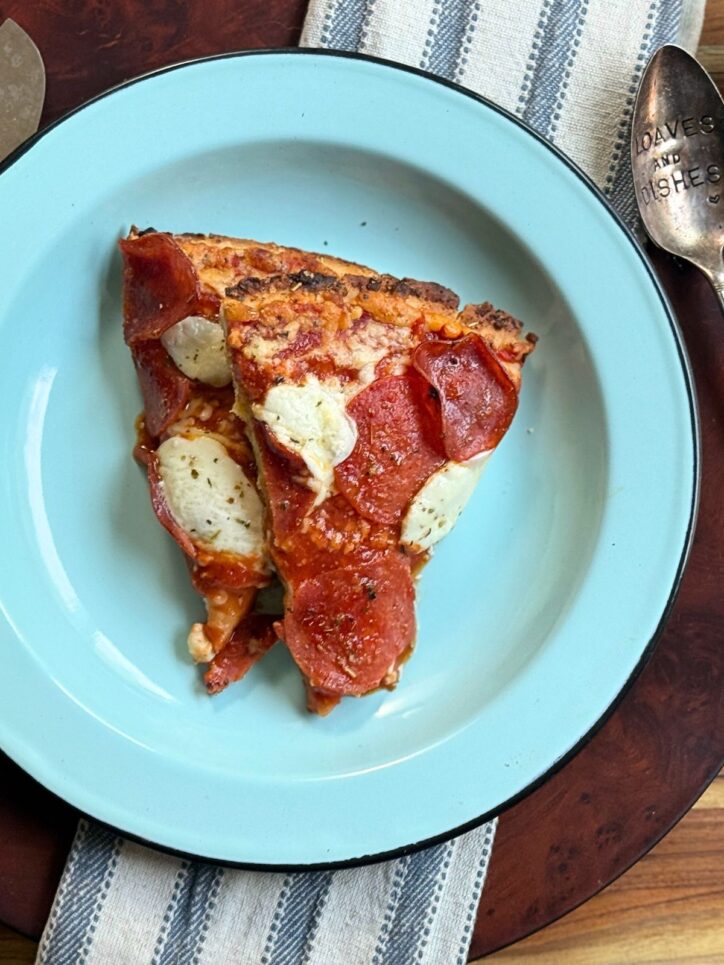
left=714, top=286, right=724, bottom=314
left=709, top=272, right=724, bottom=314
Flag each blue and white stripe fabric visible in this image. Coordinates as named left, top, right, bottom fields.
left=37, top=819, right=496, bottom=964
left=301, top=0, right=705, bottom=226
left=38, top=2, right=704, bottom=963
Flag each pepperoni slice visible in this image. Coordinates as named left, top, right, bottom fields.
left=334, top=375, right=445, bottom=525
left=132, top=340, right=191, bottom=438
left=305, top=687, right=342, bottom=716
left=204, top=614, right=277, bottom=694
left=191, top=557, right=269, bottom=594
left=412, top=334, right=518, bottom=461
left=281, top=553, right=415, bottom=696
left=255, top=426, right=316, bottom=540
left=119, top=232, right=219, bottom=344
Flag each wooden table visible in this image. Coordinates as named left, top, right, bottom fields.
left=0, top=1, right=722, bottom=962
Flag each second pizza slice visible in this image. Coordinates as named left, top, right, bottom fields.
left=223, top=270, right=536, bottom=713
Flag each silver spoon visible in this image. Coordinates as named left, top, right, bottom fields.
left=632, top=44, right=724, bottom=309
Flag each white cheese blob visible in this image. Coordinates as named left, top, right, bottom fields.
left=187, top=623, right=215, bottom=664
left=156, top=434, right=266, bottom=559
left=161, top=316, right=231, bottom=387
left=253, top=376, right=358, bottom=503
left=401, top=451, right=492, bottom=553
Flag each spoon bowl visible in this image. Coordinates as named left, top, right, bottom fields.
left=632, top=44, right=724, bottom=306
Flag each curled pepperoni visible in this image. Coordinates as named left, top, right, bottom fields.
left=204, top=614, right=277, bottom=694
left=334, top=375, right=445, bottom=526
left=280, top=553, right=415, bottom=697
left=412, top=334, right=518, bottom=461
left=255, top=426, right=316, bottom=540
left=119, top=232, right=219, bottom=344
left=132, top=340, right=191, bottom=438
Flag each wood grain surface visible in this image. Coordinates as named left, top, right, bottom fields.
left=481, top=773, right=724, bottom=963
left=0, top=0, right=722, bottom=963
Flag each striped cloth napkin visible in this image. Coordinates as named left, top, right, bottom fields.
left=303, top=0, right=705, bottom=228
left=37, top=2, right=704, bottom=963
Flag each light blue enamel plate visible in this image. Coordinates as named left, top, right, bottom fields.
left=0, top=51, right=697, bottom=866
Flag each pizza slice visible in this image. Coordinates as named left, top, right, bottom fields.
left=120, top=229, right=380, bottom=691
left=223, top=271, right=536, bottom=713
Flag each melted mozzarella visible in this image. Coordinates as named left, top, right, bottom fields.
left=401, top=451, right=492, bottom=553
left=161, top=316, right=231, bottom=387
left=253, top=376, right=357, bottom=503
left=156, top=434, right=266, bottom=558
left=187, top=623, right=215, bottom=664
